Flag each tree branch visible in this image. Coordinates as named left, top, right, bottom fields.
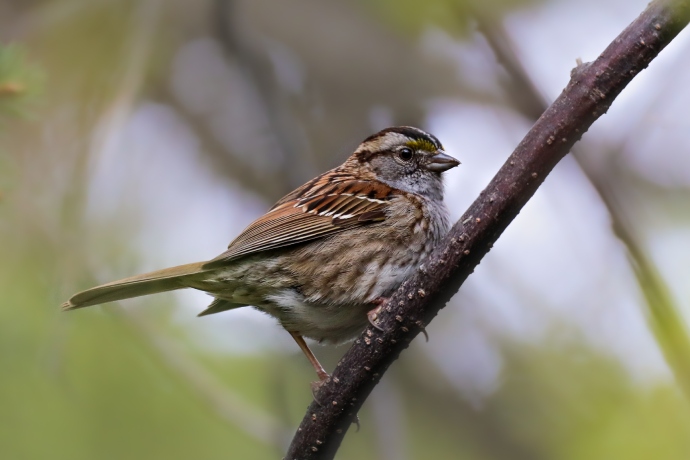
left=475, top=7, right=690, bottom=400
left=286, top=1, right=690, bottom=458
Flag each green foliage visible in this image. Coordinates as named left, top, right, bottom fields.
left=493, top=345, right=690, bottom=460
left=393, top=343, right=690, bottom=460
left=0, top=45, right=44, bottom=119
left=362, top=0, right=539, bottom=36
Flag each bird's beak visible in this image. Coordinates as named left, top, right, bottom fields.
left=426, top=150, right=460, bottom=172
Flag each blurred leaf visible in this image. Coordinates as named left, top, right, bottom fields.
left=0, top=44, right=44, bottom=118
left=362, top=0, right=540, bottom=36
left=493, top=343, right=690, bottom=460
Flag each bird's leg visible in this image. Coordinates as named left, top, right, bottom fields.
left=367, top=297, right=388, bottom=331
left=289, top=332, right=330, bottom=394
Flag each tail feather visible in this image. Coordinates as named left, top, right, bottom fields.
left=197, top=298, right=246, bottom=317
left=62, top=262, right=209, bottom=310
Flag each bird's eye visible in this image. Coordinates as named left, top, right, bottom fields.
left=398, top=147, right=414, bottom=162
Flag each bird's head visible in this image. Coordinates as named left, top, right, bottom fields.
left=348, top=126, right=460, bottom=199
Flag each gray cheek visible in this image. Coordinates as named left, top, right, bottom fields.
left=400, top=171, right=425, bottom=194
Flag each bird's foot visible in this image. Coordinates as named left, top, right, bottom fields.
left=367, top=297, right=388, bottom=332
left=310, top=370, right=331, bottom=403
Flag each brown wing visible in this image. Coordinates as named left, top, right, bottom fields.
left=202, top=178, right=396, bottom=268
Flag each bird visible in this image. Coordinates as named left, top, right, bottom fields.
left=62, top=126, right=459, bottom=384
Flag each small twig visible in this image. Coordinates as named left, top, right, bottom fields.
left=475, top=15, right=547, bottom=120
left=212, top=0, right=313, bottom=191
left=285, top=1, right=690, bottom=458
left=157, top=85, right=287, bottom=200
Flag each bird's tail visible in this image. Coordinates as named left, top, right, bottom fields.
left=62, top=262, right=210, bottom=310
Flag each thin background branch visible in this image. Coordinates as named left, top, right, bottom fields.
left=474, top=12, right=690, bottom=398
left=213, top=0, right=314, bottom=192
left=117, top=308, right=291, bottom=449
left=286, top=1, right=690, bottom=458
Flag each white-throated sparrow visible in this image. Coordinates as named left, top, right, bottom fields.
left=63, top=126, right=459, bottom=382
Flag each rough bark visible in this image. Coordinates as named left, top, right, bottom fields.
left=285, top=1, right=690, bottom=458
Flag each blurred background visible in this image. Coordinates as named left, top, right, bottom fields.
left=2, top=0, right=690, bottom=458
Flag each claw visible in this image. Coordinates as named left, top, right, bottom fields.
left=310, top=378, right=329, bottom=404
left=367, top=297, right=388, bottom=332
left=420, top=327, right=429, bottom=342
left=367, top=306, right=384, bottom=331
left=416, top=320, right=429, bottom=342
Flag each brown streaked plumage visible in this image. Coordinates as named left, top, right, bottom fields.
left=62, top=126, right=459, bottom=384
left=203, top=179, right=393, bottom=266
